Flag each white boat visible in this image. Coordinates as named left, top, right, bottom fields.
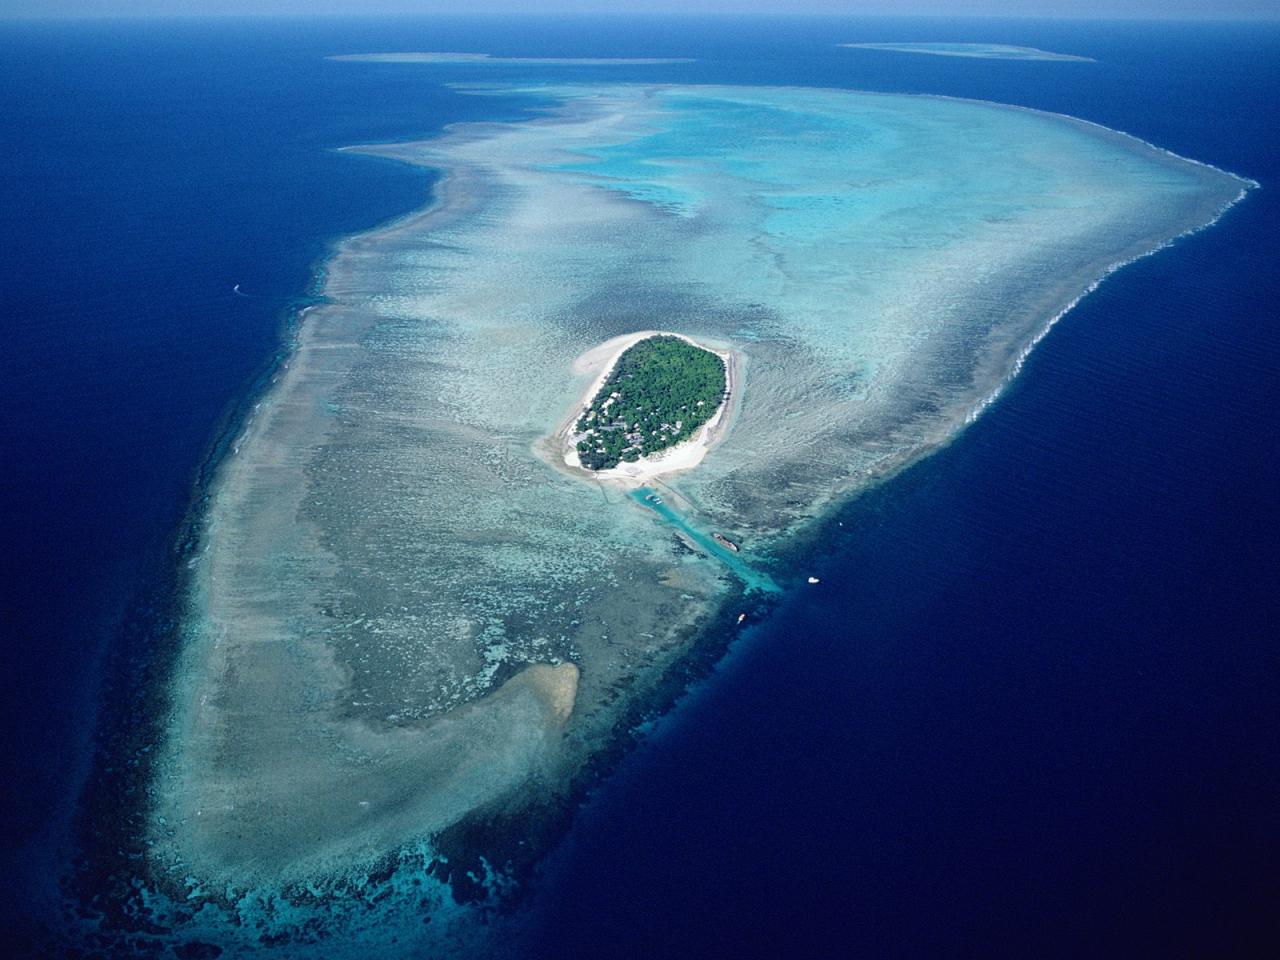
left=712, top=532, right=740, bottom=552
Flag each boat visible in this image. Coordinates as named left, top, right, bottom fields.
left=807, top=576, right=820, bottom=584
left=736, top=612, right=747, bottom=624
left=712, top=532, right=739, bottom=552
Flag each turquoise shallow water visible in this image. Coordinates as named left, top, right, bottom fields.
left=629, top=489, right=779, bottom=594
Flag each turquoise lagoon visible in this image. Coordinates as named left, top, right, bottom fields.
left=149, top=82, right=1248, bottom=917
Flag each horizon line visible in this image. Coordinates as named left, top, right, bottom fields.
left=3, top=11, right=1279, bottom=24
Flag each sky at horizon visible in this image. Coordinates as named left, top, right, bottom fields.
left=2, top=1, right=1278, bottom=22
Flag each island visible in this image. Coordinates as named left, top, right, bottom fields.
left=572, top=334, right=727, bottom=471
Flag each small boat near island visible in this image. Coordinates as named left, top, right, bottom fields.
left=712, top=532, right=740, bottom=552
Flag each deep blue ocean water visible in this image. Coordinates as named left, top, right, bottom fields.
left=1, top=15, right=1276, bottom=957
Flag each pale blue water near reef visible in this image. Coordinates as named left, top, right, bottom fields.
left=841, top=42, right=1097, bottom=61
left=2, top=15, right=1276, bottom=959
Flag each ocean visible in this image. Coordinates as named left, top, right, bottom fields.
left=1, top=15, right=1276, bottom=957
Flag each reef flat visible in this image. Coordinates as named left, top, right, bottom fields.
left=841, top=42, right=1096, bottom=62
left=148, top=81, right=1249, bottom=906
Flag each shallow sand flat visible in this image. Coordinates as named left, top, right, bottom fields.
left=149, top=82, right=1251, bottom=894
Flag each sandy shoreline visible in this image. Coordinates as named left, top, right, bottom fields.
left=554, top=330, right=738, bottom=486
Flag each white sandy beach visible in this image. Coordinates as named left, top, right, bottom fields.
left=559, top=330, right=738, bottom=486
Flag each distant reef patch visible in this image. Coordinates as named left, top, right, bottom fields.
left=329, top=52, right=696, bottom=65
left=840, top=42, right=1095, bottom=63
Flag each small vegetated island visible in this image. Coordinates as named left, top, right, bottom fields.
left=575, top=335, right=727, bottom=471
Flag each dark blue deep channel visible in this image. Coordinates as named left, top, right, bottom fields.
left=1, top=16, right=1277, bottom=958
